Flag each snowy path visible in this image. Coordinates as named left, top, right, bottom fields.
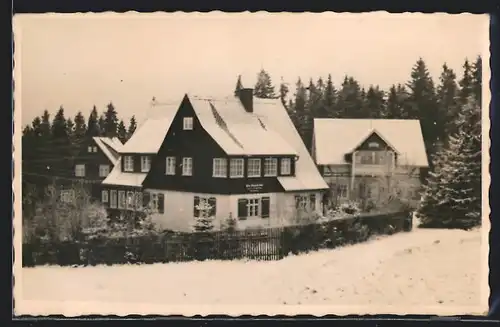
left=19, top=228, right=484, bottom=314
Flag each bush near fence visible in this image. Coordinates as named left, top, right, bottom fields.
left=22, top=210, right=412, bottom=267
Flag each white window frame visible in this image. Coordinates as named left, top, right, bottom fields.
left=212, top=158, right=227, bottom=178
left=93, top=146, right=98, bottom=152
left=118, top=191, right=126, bottom=209
left=141, top=156, right=151, bottom=173
left=338, top=184, right=348, bottom=199
left=264, top=158, right=278, bottom=176
left=150, top=193, right=159, bottom=212
left=124, top=156, right=134, bottom=172
left=247, top=198, right=260, bottom=217
left=183, top=117, right=194, bottom=130
left=296, top=195, right=308, bottom=210
left=182, top=157, right=193, bottom=176
left=87, top=146, right=92, bottom=153
left=247, top=158, right=261, bottom=177
left=110, top=190, right=117, bottom=208
left=280, top=158, right=291, bottom=175
left=230, top=158, right=244, bottom=178
left=101, top=190, right=109, bottom=203
left=60, top=190, right=74, bottom=203
left=166, top=157, right=176, bottom=175
left=75, top=164, right=85, bottom=177
left=99, top=164, right=110, bottom=177
left=126, top=191, right=135, bottom=210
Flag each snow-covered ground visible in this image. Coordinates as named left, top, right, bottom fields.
left=17, top=227, right=487, bottom=316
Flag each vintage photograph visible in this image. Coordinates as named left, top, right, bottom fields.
left=13, top=12, right=489, bottom=316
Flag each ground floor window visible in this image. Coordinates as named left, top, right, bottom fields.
left=143, top=191, right=165, bottom=214
left=118, top=191, right=126, bottom=209
left=237, top=196, right=270, bottom=220
left=295, top=193, right=316, bottom=212
left=106, top=189, right=143, bottom=210
left=110, top=190, right=117, bottom=208
left=193, top=196, right=216, bottom=217
left=101, top=190, right=108, bottom=203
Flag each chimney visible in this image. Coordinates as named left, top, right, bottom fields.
left=238, top=88, right=254, bottom=113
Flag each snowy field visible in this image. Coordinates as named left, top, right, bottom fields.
left=17, top=227, right=486, bottom=316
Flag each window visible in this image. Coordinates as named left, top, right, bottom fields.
left=212, top=158, right=227, bottom=177
left=88, top=146, right=92, bottom=153
left=368, top=142, right=379, bottom=148
left=124, top=156, right=134, bottom=172
left=264, top=158, right=278, bottom=176
left=60, top=190, right=74, bottom=203
left=135, top=191, right=143, bottom=209
left=88, top=146, right=97, bottom=152
left=99, top=164, right=110, bottom=177
left=101, top=190, right=109, bottom=203
left=141, top=156, right=151, bottom=172
left=118, top=191, right=126, bottom=209
left=230, top=158, right=244, bottom=178
left=110, top=190, right=117, bottom=208
left=237, top=197, right=270, bottom=220
left=337, top=184, right=348, bottom=198
left=146, top=192, right=165, bottom=213
left=126, top=191, right=135, bottom=210
left=193, top=196, right=216, bottom=217
left=166, top=157, right=176, bottom=175
left=247, top=158, right=261, bottom=177
left=75, top=164, right=85, bottom=177
left=280, top=158, right=291, bottom=175
left=182, top=157, right=193, bottom=176
left=93, top=146, right=98, bottom=152
left=295, top=194, right=316, bottom=211
left=183, top=117, right=193, bottom=130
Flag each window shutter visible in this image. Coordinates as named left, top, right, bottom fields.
left=237, top=198, right=248, bottom=220
left=194, top=196, right=200, bottom=218
left=309, top=194, right=316, bottom=211
left=261, top=197, right=270, bottom=218
left=208, top=197, right=216, bottom=217
left=157, top=193, right=165, bottom=214
left=143, top=192, right=150, bottom=209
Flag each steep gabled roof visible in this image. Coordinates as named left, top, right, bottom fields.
left=102, top=159, right=147, bottom=187
left=313, top=118, right=429, bottom=167
left=347, top=128, right=401, bottom=155
left=92, top=137, right=123, bottom=164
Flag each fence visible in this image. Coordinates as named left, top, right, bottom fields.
left=22, top=210, right=412, bottom=267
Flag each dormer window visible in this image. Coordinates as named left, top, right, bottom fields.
left=124, top=156, right=134, bottom=172
left=280, top=158, right=291, bottom=175
left=88, top=146, right=97, bottom=153
left=141, top=156, right=151, bottom=172
left=183, top=117, right=193, bottom=130
left=264, top=158, right=278, bottom=176
left=247, top=158, right=261, bottom=177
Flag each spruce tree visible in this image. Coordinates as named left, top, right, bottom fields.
left=127, top=115, right=137, bottom=140
left=293, top=77, right=308, bottom=146
left=98, top=115, right=106, bottom=136
left=363, top=85, right=386, bottom=118
left=436, top=63, right=459, bottom=145
left=417, top=97, right=481, bottom=229
left=104, top=102, right=119, bottom=137
left=86, top=106, right=100, bottom=137
left=40, top=110, right=51, bottom=138
left=73, top=111, right=87, bottom=141
left=234, top=75, right=243, bottom=96
left=279, top=77, right=289, bottom=108
left=117, top=120, right=127, bottom=143
left=254, top=69, right=277, bottom=99
left=337, top=76, right=364, bottom=118
left=471, top=55, right=482, bottom=107
left=50, top=106, right=73, bottom=177
left=323, top=74, right=337, bottom=118
left=458, top=58, right=474, bottom=105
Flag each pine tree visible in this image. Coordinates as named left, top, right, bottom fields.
left=406, top=58, right=439, bottom=157
left=234, top=75, right=243, bottom=96
left=127, top=115, right=137, bottom=141
left=279, top=77, right=289, bottom=108
left=50, top=106, right=73, bottom=177
left=363, top=85, right=386, bottom=118
left=337, top=76, right=364, bottom=118
left=471, top=55, right=482, bottom=107
left=292, top=77, right=308, bottom=146
left=436, top=63, right=459, bottom=145
left=254, top=69, right=276, bottom=99
left=104, top=102, right=119, bottom=137
left=73, top=111, right=87, bottom=144
left=98, top=115, right=106, bottom=136
left=86, top=106, right=100, bottom=137
left=386, top=84, right=407, bottom=119
left=323, top=74, right=337, bottom=118
left=417, top=96, right=481, bottom=229
left=40, top=110, right=51, bottom=138
left=458, top=58, right=474, bottom=105
left=117, top=120, right=127, bottom=143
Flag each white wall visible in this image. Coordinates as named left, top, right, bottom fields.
left=144, top=189, right=323, bottom=232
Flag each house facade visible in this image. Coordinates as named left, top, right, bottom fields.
left=102, top=89, right=328, bottom=231
left=312, top=119, right=429, bottom=210
left=65, top=137, right=123, bottom=201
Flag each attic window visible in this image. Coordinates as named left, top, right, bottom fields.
left=183, top=117, right=193, bottom=130
left=368, top=142, right=379, bottom=148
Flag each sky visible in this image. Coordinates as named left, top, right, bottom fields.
left=14, top=12, right=489, bottom=127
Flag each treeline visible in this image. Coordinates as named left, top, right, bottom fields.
left=21, top=103, right=137, bottom=187
left=238, top=56, right=482, bottom=159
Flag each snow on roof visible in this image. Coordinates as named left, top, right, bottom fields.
left=92, top=137, right=122, bottom=164
left=188, top=96, right=298, bottom=156
left=102, top=159, right=147, bottom=187
left=119, top=103, right=179, bottom=154
left=313, top=119, right=429, bottom=167
left=250, top=98, right=328, bottom=191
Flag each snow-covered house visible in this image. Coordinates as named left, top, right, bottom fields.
left=312, top=119, right=429, bottom=209
left=101, top=88, right=328, bottom=231
left=67, top=136, right=123, bottom=201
